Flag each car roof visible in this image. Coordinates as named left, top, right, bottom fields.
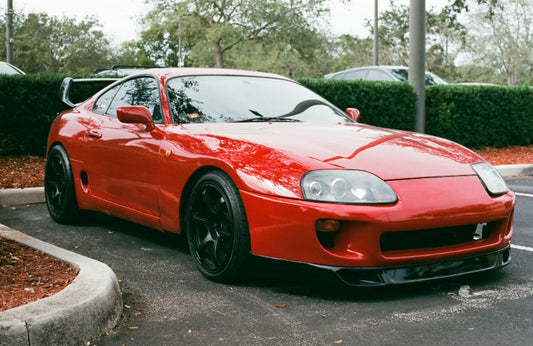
left=0, top=61, right=25, bottom=75
left=127, top=67, right=292, bottom=81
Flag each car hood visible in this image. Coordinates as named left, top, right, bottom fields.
left=174, top=122, right=482, bottom=181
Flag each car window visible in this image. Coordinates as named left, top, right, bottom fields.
left=367, top=69, right=394, bottom=81
left=93, top=76, right=163, bottom=123
left=389, top=68, right=409, bottom=82
left=94, top=84, right=121, bottom=115
left=166, top=75, right=353, bottom=124
left=343, top=70, right=367, bottom=80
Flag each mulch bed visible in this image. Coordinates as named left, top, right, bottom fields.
left=0, top=236, right=78, bottom=312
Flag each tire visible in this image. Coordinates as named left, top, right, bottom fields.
left=44, top=145, right=81, bottom=224
left=185, top=171, right=250, bottom=283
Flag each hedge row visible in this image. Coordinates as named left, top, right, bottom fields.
left=1, top=74, right=532, bottom=156
left=425, top=84, right=533, bottom=147
left=0, top=74, right=112, bottom=155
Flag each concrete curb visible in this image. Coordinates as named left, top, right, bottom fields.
left=0, top=225, right=123, bottom=346
left=495, top=164, right=533, bottom=178
left=0, top=187, right=44, bottom=206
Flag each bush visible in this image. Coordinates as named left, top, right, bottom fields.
left=1, top=74, right=532, bottom=156
left=298, top=78, right=416, bottom=131
left=0, top=74, right=113, bottom=155
left=426, top=84, right=533, bottom=147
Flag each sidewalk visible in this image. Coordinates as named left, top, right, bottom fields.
left=0, top=163, right=531, bottom=345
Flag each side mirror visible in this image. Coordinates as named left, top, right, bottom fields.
left=117, top=106, right=155, bottom=131
left=346, top=108, right=360, bottom=122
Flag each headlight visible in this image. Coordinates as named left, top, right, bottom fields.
left=472, top=162, right=509, bottom=196
left=301, top=170, right=397, bottom=204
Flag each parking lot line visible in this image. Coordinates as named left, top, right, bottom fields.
left=511, top=244, right=533, bottom=252
left=515, top=192, right=533, bottom=198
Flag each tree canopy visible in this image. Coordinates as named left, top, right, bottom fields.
left=0, top=12, right=112, bottom=73
left=1, top=0, right=532, bottom=84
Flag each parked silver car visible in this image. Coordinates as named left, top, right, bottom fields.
left=0, top=61, right=25, bottom=75
left=325, top=65, right=448, bottom=86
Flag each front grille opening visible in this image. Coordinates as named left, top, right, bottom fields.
left=380, top=223, right=493, bottom=252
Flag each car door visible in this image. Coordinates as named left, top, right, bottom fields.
left=85, top=76, right=164, bottom=217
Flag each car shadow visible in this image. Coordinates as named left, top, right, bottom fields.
left=72, top=209, right=515, bottom=302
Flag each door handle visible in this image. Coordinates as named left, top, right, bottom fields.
left=88, top=130, right=102, bottom=139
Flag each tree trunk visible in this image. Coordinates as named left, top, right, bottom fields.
left=213, top=41, right=224, bottom=68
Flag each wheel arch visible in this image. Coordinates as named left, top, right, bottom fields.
left=178, top=165, right=234, bottom=233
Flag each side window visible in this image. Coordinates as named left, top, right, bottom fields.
left=94, top=84, right=122, bottom=116
left=343, top=70, right=367, bottom=80
left=367, top=69, right=393, bottom=81
left=95, top=77, right=163, bottom=123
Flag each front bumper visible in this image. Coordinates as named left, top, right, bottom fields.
left=310, top=246, right=511, bottom=286
left=241, top=175, right=515, bottom=269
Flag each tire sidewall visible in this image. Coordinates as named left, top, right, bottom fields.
left=186, top=171, right=250, bottom=282
left=44, top=145, right=79, bottom=224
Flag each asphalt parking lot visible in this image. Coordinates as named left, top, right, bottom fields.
left=0, top=178, right=532, bottom=345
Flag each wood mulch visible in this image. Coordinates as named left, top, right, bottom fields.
left=0, top=146, right=532, bottom=312
left=0, top=236, right=78, bottom=312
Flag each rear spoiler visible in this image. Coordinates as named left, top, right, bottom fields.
left=60, top=77, right=118, bottom=108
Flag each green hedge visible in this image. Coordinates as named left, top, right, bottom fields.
left=426, top=84, right=533, bottom=147
left=298, top=78, right=416, bottom=131
left=1, top=74, right=532, bottom=156
left=0, top=74, right=113, bottom=155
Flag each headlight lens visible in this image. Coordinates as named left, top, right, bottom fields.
left=301, top=170, right=397, bottom=204
left=472, top=162, right=509, bottom=196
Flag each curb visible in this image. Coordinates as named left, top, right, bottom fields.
left=0, top=187, right=44, bottom=206
left=495, top=164, right=533, bottom=178
left=0, top=224, right=123, bottom=346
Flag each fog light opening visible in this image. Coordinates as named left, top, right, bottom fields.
left=502, top=249, right=510, bottom=264
left=316, top=220, right=341, bottom=249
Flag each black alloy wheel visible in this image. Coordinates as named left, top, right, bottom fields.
left=44, top=145, right=80, bottom=224
left=186, top=171, right=250, bottom=283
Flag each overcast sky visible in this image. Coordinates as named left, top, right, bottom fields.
left=5, top=0, right=444, bottom=45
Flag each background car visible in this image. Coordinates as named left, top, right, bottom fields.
left=45, top=68, right=514, bottom=286
left=325, top=65, right=448, bottom=85
left=0, top=61, right=25, bottom=75
left=94, top=65, right=162, bottom=77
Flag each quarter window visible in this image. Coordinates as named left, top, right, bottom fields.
left=93, top=77, right=163, bottom=123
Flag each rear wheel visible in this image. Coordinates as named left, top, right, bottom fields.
left=44, top=145, right=80, bottom=224
left=185, top=171, right=250, bottom=283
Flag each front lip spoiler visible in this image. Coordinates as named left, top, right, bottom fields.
left=308, top=246, right=512, bottom=286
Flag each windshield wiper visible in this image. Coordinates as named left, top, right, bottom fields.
left=236, top=117, right=301, bottom=123
left=236, top=109, right=301, bottom=122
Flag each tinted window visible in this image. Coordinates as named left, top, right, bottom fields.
left=93, top=76, right=163, bottom=122
left=166, top=76, right=352, bottom=124
left=390, top=68, right=409, bottom=82
left=94, top=84, right=121, bottom=115
left=366, top=69, right=394, bottom=81
left=343, top=70, right=367, bottom=80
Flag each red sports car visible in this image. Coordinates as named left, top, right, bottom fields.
left=45, top=68, right=515, bottom=285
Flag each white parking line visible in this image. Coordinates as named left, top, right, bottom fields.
left=512, top=244, right=533, bottom=252
left=515, top=192, right=533, bottom=198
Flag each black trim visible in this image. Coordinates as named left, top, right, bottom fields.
left=308, top=246, right=511, bottom=286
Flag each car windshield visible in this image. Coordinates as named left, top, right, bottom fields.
left=389, top=68, right=447, bottom=85
left=166, top=75, right=353, bottom=124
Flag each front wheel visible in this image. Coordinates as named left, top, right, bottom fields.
left=44, top=145, right=80, bottom=224
left=185, top=171, right=250, bottom=283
